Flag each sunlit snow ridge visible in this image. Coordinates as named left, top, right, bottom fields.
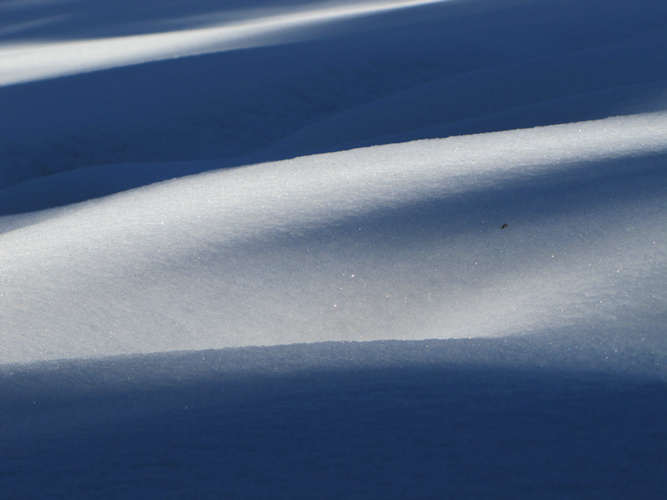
left=0, top=0, right=446, bottom=86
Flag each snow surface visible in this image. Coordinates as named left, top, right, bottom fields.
left=1, top=0, right=666, bottom=498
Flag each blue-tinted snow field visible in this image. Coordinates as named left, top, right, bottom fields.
left=1, top=1, right=666, bottom=498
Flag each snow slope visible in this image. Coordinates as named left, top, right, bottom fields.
left=2, top=112, right=667, bottom=364
left=1, top=0, right=666, bottom=204
left=1, top=0, right=666, bottom=498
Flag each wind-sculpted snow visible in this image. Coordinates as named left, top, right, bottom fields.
left=2, top=337, right=666, bottom=498
left=0, top=0, right=447, bottom=87
left=1, top=113, right=666, bottom=364
left=1, top=1, right=666, bottom=498
left=1, top=0, right=666, bottom=194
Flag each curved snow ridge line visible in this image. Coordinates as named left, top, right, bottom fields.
left=275, top=80, right=667, bottom=161
left=261, top=39, right=667, bottom=158
left=0, top=0, right=447, bottom=87
left=1, top=113, right=666, bottom=364
left=3, top=112, right=666, bottom=252
left=0, top=112, right=665, bottom=275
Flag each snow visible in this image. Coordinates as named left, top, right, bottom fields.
left=0, top=0, right=446, bottom=86
left=1, top=0, right=666, bottom=497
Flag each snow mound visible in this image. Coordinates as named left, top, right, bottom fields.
left=2, top=113, right=666, bottom=364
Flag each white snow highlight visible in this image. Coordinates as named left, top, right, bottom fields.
left=1, top=112, right=666, bottom=364
left=0, top=0, right=446, bottom=86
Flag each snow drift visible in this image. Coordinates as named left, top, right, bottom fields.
left=1, top=112, right=666, bottom=364
left=1, top=0, right=666, bottom=498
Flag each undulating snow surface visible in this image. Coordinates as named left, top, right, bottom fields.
left=2, top=112, right=667, bottom=363
left=1, top=0, right=666, bottom=498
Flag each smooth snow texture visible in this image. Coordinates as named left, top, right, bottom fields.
left=2, top=112, right=666, bottom=364
left=1, top=1, right=666, bottom=498
left=0, top=0, right=446, bottom=87
left=2, top=0, right=666, bottom=195
left=3, top=340, right=664, bottom=499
